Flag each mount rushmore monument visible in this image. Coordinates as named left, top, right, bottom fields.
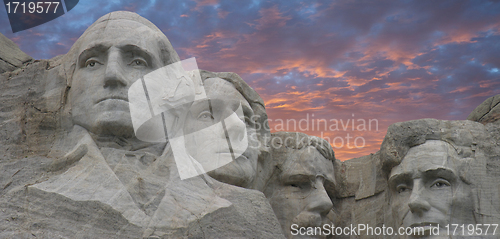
left=0, top=11, right=499, bottom=238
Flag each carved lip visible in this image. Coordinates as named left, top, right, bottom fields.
left=96, top=96, right=129, bottom=103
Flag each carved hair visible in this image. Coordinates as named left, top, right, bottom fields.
left=379, top=118, right=491, bottom=184
left=270, top=131, right=335, bottom=162
left=60, top=11, right=180, bottom=102
left=260, top=131, right=337, bottom=194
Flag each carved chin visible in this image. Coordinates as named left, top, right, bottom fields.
left=94, top=120, right=135, bottom=138
left=89, top=113, right=135, bottom=138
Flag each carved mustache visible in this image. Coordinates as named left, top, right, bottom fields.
left=292, top=211, right=323, bottom=228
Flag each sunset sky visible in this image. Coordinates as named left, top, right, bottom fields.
left=1, top=0, right=499, bottom=160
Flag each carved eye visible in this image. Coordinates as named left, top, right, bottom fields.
left=431, top=179, right=450, bottom=188
left=130, top=59, right=148, bottom=67
left=85, top=59, right=101, bottom=68
left=396, top=185, right=410, bottom=193
left=286, top=181, right=311, bottom=191
left=197, top=111, right=214, bottom=121
left=398, top=188, right=409, bottom=193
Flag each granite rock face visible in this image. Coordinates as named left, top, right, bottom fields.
left=468, top=94, right=500, bottom=125
left=0, top=33, right=33, bottom=73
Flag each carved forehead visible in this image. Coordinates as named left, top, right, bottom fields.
left=77, top=19, right=162, bottom=53
left=280, top=147, right=335, bottom=182
left=78, top=11, right=166, bottom=47
left=88, top=11, right=163, bottom=33
left=389, top=140, right=460, bottom=179
left=204, top=77, right=252, bottom=111
left=86, top=18, right=153, bottom=32
left=63, top=11, right=180, bottom=86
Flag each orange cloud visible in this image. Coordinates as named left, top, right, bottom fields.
left=450, top=85, right=474, bottom=93
left=254, top=6, right=291, bottom=30
left=218, top=10, right=229, bottom=19
left=263, top=90, right=328, bottom=112
left=433, top=24, right=500, bottom=47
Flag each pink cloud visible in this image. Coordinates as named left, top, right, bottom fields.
left=254, top=6, right=291, bottom=30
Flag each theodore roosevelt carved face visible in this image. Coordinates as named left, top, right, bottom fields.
left=264, top=133, right=335, bottom=238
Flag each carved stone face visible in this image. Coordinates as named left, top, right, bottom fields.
left=68, top=19, right=167, bottom=138
left=183, top=77, right=259, bottom=188
left=388, top=140, right=474, bottom=236
left=265, top=147, right=334, bottom=238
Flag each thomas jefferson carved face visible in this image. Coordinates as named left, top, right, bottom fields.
left=388, top=140, right=474, bottom=237
left=68, top=19, right=168, bottom=138
left=182, top=77, right=260, bottom=188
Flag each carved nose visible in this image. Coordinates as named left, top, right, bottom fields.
left=224, top=112, right=246, bottom=142
left=307, top=178, right=333, bottom=216
left=104, top=54, right=127, bottom=89
left=408, top=182, right=431, bottom=214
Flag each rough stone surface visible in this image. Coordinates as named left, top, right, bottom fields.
left=468, top=94, right=500, bottom=125
left=331, top=152, right=389, bottom=238
left=0, top=33, right=33, bottom=73
left=0, top=57, right=64, bottom=161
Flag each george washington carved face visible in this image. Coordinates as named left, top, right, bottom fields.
left=67, top=15, right=177, bottom=138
